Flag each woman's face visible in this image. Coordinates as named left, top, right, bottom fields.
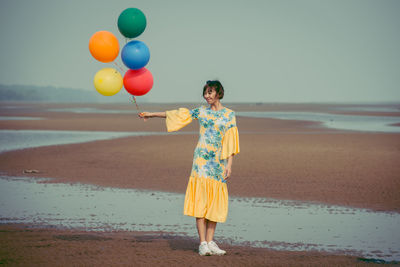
left=203, top=87, right=219, bottom=105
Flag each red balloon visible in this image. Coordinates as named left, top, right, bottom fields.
left=123, top=68, right=154, bottom=96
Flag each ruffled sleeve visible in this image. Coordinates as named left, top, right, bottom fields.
left=166, top=107, right=198, bottom=132
left=220, top=114, right=240, bottom=160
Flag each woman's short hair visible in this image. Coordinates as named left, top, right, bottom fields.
left=203, top=80, right=224, bottom=100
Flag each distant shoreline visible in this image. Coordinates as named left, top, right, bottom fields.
left=1, top=84, right=399, bottom=104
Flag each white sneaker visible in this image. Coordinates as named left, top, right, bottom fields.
left=198, top=241, right=211, bottom=256
left=207, top=241, right=226, bottom=255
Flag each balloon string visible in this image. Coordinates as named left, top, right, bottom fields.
left=113, top=61, right=125, bottom=73
left=112, top=62, right=142, bottom=117
left=131, top=95, right=141, bottom=113
left=113, top=61, right=124, bottom=73
left=117, top=61, right=126, bottom=71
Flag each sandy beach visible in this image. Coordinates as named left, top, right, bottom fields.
left=1, top=102, right=400, bottom=266
left=0, top=224, right=384, bottom=267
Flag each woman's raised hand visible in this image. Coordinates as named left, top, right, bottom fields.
left=138, top=112, right=151, bottom=121
left=138, top=112, right=167, bottom=120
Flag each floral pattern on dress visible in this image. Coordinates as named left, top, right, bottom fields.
left=189, top=106, right=237, bottom=183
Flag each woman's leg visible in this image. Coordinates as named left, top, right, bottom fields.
left=205, top=219, right=217, bottom=242
left=205, top=219, right=226, bottom=255
left=196, top=218, right=207, bottom=243
left=196, top=218, right=218, bottom=242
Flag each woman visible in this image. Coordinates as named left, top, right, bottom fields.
left=139, top=80, right=240, bottom=256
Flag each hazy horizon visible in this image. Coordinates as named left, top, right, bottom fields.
left=2, top=83, right=400, bottom=104
left=1, top=0, right=399, bottom=103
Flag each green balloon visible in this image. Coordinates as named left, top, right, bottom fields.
left=118, top=8, right=147, bottom=38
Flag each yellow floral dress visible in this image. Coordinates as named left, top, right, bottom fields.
left=166, top=106, right=240, bottom=222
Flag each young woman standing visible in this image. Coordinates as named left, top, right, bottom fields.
left=139, top=80, right=240, bottom=255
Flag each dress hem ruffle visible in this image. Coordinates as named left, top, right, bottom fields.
left=183, top=176, right=228, bottom=223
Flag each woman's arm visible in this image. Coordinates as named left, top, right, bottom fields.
left=138, top=112, right=166, bottom=119
left=223, top=155, right=233, bottom=180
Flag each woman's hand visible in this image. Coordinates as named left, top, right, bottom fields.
left=223, top=155, right=234, bottom=181
left=138, top=112, right=166, bottom=120
left=138, top=112, right=151, bottom=121
left=223, top=165, right=232, bottom=180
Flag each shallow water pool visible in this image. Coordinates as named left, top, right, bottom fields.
left=0, top=176, right=398, bottom=262
left=0, top=130, right=193, bottom=154
left=0, top=116, right=43, bottom=120
left=237, top=111, right=400, bottom=133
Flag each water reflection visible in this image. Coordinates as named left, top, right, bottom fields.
left=331, top=106, right=400, bottom=113
left=0, top=116, right=42, bottom=120
left=0, top=130, right=193, bottom=154
left=237, top=111, right=400, bottom=133
left=47, top=107, right=136, bottom=114
left=0, top=176, right=398, bottom=261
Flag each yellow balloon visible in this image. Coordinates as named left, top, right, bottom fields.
left=93, top=68, right=123, bottom=96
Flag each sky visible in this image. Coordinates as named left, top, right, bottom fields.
left=0, top=0, right=399, bottom=103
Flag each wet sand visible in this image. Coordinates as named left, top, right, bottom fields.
left=0, top=224, right=390, bottom=267
left=1, top=102, right=399, bottom=212
left=1, top=102, right=400, bottom=265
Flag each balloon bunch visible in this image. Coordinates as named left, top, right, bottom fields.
left=89, top=8, right=153, bottom=105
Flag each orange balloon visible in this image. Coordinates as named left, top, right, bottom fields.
left=89, top=31, right=119, bottom=63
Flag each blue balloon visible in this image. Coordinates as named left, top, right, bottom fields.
left=121, top=40, right=150, bottom=70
